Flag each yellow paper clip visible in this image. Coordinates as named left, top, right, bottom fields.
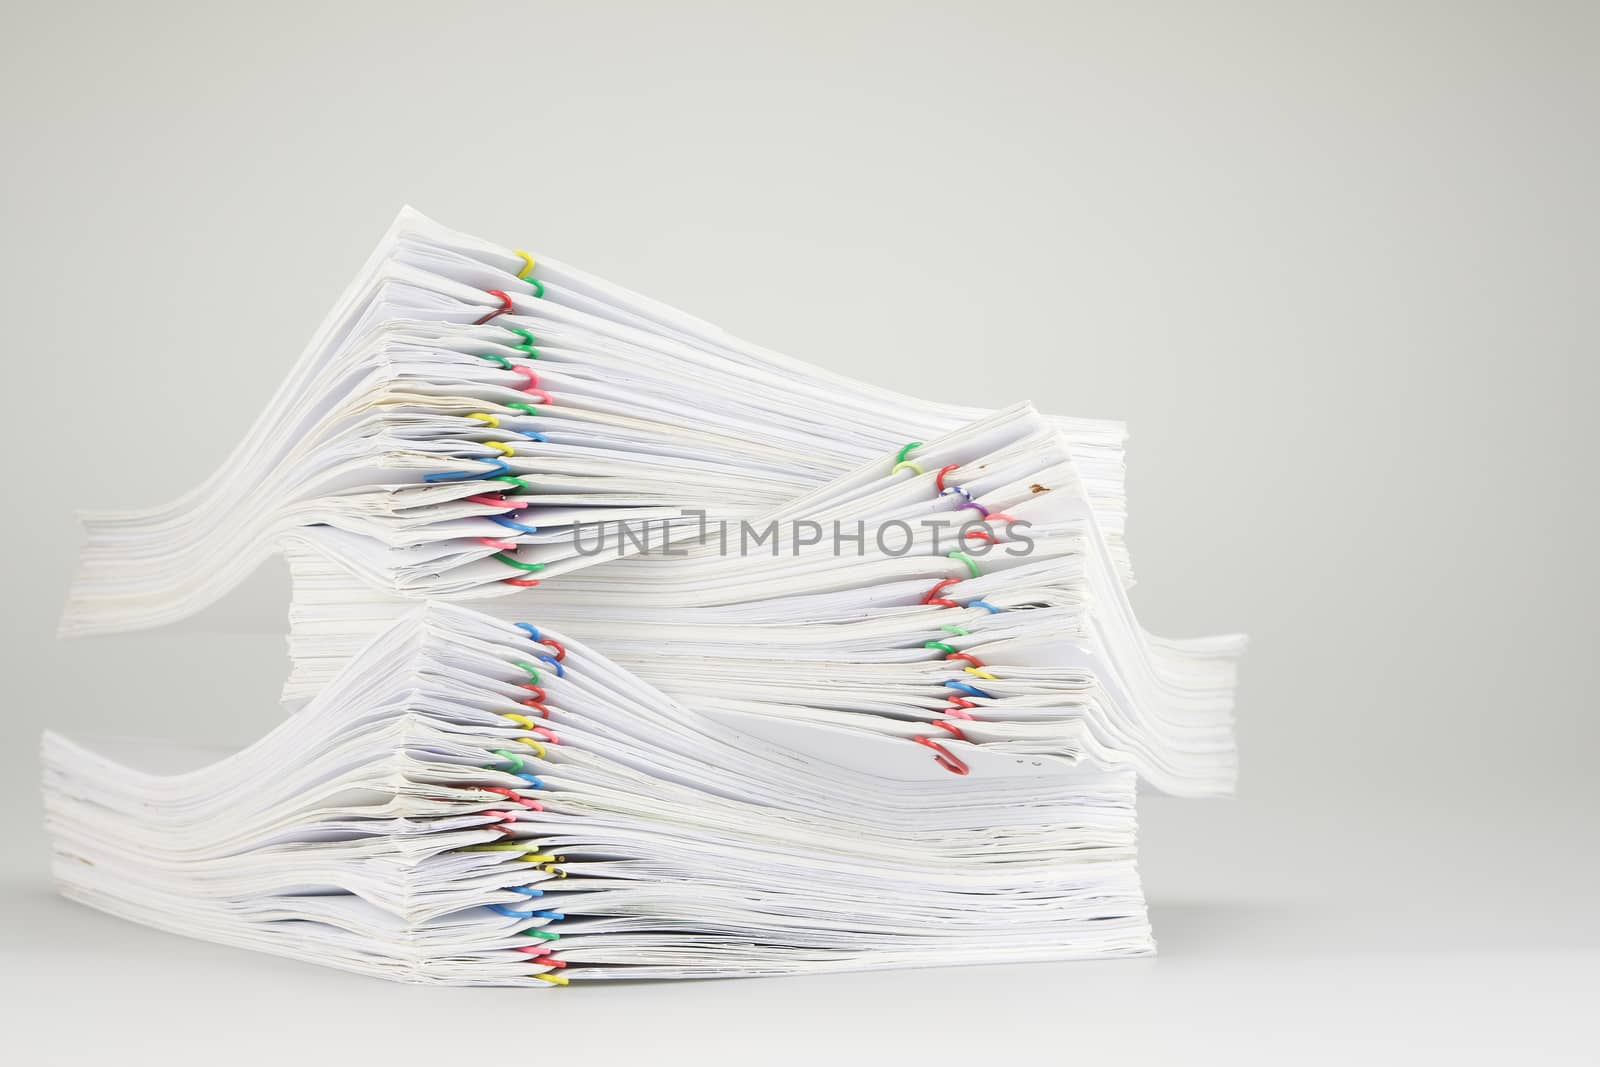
left=486, top=441, right=515, bottom=457
left=534, top=972, right=568, bottom=986
left=964, top=666, right=999, bottom=681
left=515, top=250, right=537, bottom=280
left=515, top=737, right=547, bottom=758
left=468, top=412, right=499, bottom=427
left=501, top=712, right=540, bottom=731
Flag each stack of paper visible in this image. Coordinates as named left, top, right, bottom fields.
left=60, top=208, right=1130, bottom=636
left=282, top=405, right=1242, bottom=796
left=48, top=209, right=1244, bottom=984
left=46, top=605, right=1150, bottom=984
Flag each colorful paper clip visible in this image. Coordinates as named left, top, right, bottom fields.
left=474, top=289, right=514, bottom=325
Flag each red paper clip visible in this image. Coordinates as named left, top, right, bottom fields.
left=482, top=787, right=543, bottom=811
left=912, top=735, right=970, bottom=775
left=474, top=290, right=513, bottom=325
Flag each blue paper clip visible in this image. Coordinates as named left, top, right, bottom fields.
left=424, top=457, right=510, bottom=483
left=491, top=514, right=540, bottom=534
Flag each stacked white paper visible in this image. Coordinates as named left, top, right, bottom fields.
left=48, top=208, right=1244, bottom=985
left=61, top=208, right=1131, bottom=636
left=282, top=405, right=1243, bottom=796
left=46, top=605, right=1151, bottom=985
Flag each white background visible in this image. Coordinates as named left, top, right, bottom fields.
left=1, top=2, right=1595, bottom=1063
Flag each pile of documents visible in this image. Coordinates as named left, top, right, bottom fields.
left=47, top=209, right=1244, bottom=984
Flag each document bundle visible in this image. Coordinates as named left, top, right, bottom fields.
left=47, top=208, right=1244, bottom=984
